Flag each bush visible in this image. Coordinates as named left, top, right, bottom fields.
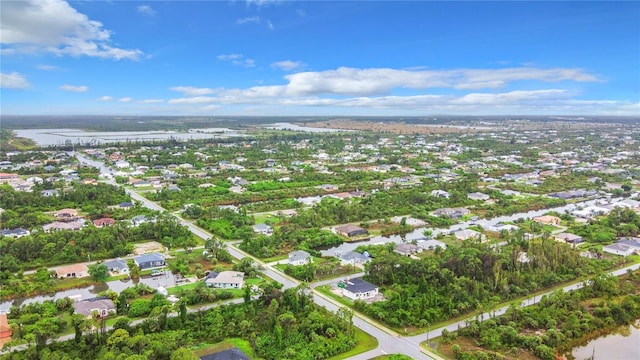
left=128, top=299, right=152, bottom=318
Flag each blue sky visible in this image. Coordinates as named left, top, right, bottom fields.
left=1, top=0, right=639, bottom=116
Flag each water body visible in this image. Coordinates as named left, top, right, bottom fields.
left=263, top=122, right=352, bottom=133
left=320, top=197, right=621, bottom=256
left=14, top=128, right=245, bottom=146
left=566, top=321, right=640, bottom=360
left=0, top=271, right=176, bottom=313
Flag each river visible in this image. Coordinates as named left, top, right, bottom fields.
left=565, top=321, right=640, bottom=360
left=320, top=196, right=626, bottom=256
left=0, top=271, right=176, bottom=313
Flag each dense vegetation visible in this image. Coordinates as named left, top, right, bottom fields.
left=3, top=285, right=359, bottom=360
left=354, top=238, right=618, bottom=328
left=239, top=227, right=343, bottom=258
left=445, top=271, right=640, bottom=360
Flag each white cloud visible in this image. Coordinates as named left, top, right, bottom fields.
left=119, top=97, right=133, bottom=102
left=237, top=16, right=261, bottom=25
left=1, top=0, right=143, bottom=60
left=217, top=54, right=256, bottom=67
left=97, top=96, right=113, bottom=101
left=282, top=67, right=600, bottom=96
left=170, top=86, right=215, bottom=96
left=59, top=84, right=88, bottom=92
left=36, top=64, right=62, bottom=71
left=271, top=60, right=305, bottom=71
left=0, top=72, right=30, bottom=89
left=168, top=96, right=218, bottom=104
left=267, top=21, right=274, bottom=30
left=136, top=5, right=156, bottom=17
left=202, top=105, right=221, bottom=111
left=139, top=99, right=164, bottom=103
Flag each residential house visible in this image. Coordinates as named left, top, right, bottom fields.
left=430, top=190, right=451, bottom=198
left=0, top=314, right=12, bottom=343
left=337, top=251, right=370, bottom=266
left=131, top=215, right=151, bottom=226
left=603, top=237, right=640, bottom=257
left=602, top=243, right=636, bottom=257
left=467, top=192, right=490, bottom=201
left=341, top=278, right=379, bottom=301
left=134, top=253, right=166, bottom=270
left=432, top=207, right=471, bottom=219
left=533, top=215, right=561, bottom=226
left=54, top=208, right=78, bottom=221
left=488, top=223, right=520, bottom=233
left=317, top=184, right=339, bottom=192
left=1, top=228, right=30, bottom=238
left=252, top=223, right=273, bottom=235
left=555, top=232, right=584, bottom=245
left=288, top=250, right=312, bottom=266
left=199, top=347, right=250, bottom=360
left=335, top=224, right=369, bottom=238
left=72, top=297, right=116, bottom=318
left=93, top=217, right=116, bottom=228
left=416, top=239, right=447, bottom=251
left=43, top=220, right=84, bottom=232
left=453, top=229, right=486, bottom=242
left=394, top=243, right=422, bottom=256
left=205, top=271, right=244, bottom=289
left=103, top=259, right=129, bottom=274
left=118, top=202, right=134, bottom=210
left=56, top=263, right=89, bottom=278
left=0, top=173, right=20, bottom=183
left=41, top=189, right=59, bottom=197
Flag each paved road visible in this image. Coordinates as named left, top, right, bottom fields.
left=64, top=152, right=639, bottom=359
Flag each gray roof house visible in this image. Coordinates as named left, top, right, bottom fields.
left=200, top=347, right=250, bottom=360
left=253, top=223, right=273, bottom=235
left=134, top=253, right=166, bottom=270
left=288, top=250, right=312, bottom=266
left=1, top=228, right=30, bottom=238
left=102, top=259, right=129, bottom=274
left=342, top=278, right=379, bottom=301
left=72, top=297, right=116, bottom=318
left=205, top=271, right=244, bottom=289
left=337, top=251, right=371, bottom=266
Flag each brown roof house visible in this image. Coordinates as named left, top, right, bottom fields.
left=93, top=217, right=116, bottom=228
left=335, top=224, right=369, bottom=238
left=0, top=314, right=12, bottom=344
left=54, top=208, right=79, bottom=221
left=533, top=215, right=561, bottom=226
left=73, top=297, right=116, bottom=318
left=56, top=263, right=89, bottom=279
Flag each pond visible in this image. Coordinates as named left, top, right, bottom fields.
left=263, top=122, right=352, bottom=133
left=564, top=321, right=640, bottom=360
left=14, top=128, right=245, bottom=146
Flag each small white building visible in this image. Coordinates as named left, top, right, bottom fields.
left=253, top=223, right=273, bottom=235
left=288, top=250, right=312, bottom=266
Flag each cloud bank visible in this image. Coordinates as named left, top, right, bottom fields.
left=1, top=0, right=143, bottom=60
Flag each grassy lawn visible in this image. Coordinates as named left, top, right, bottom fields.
left=191, top=338, right=257, bottom=359
left=326, top=327, right=379, bottom=360
left=251, top=213, right=280, bottom=224
left=316, top=285, right=355, bottom=307
left=54, top=277, right=99, bottom=292
left=369, top=355, right=413, bottom=360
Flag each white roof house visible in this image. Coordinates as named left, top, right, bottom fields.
left=288, top=250, right=312, bottom=266
left=205, top=271, right=244, bottom=289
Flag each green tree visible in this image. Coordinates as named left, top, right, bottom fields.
left=88, top=264, right=109, bottom=283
